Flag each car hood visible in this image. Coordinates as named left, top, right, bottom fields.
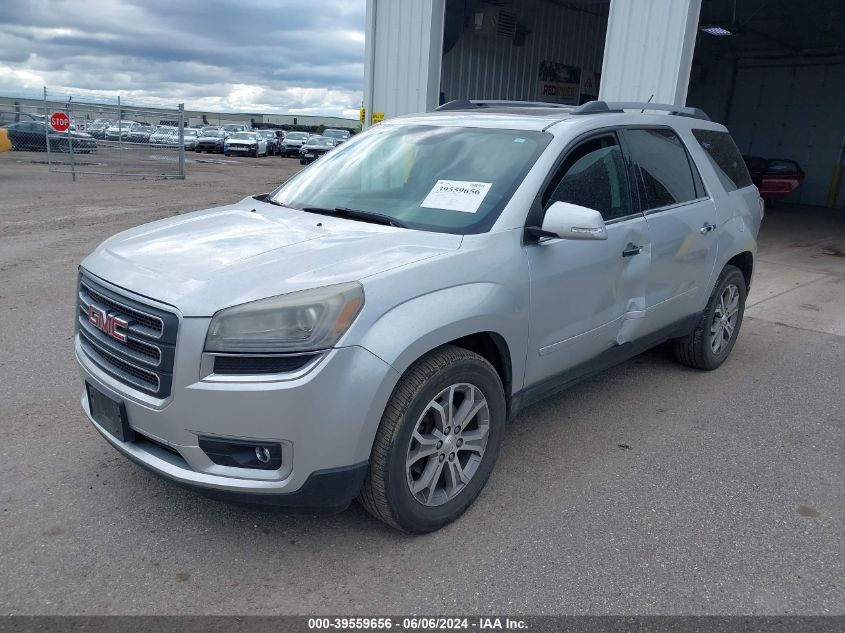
left=81, top=196, right=462, bottom=316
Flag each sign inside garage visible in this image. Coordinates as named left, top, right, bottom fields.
left=537, top=61, right=581, bottom=105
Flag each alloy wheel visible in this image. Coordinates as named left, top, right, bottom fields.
left=405, top=383, right=490, bottom=507
left=710, top=283, right=740, bottom=353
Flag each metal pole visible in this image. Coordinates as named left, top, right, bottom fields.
left=177, top=103, right=185, bottom=179
left=66, top=96, right=76, bottom=182
left=117, top=94, right=123, bottom=175
left=43, top=87, right=52, bottom=169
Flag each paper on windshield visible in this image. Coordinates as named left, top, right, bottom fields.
left=421, top=180, right=493, bottom=213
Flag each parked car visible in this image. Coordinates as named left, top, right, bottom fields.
left=6, top=121, right=96, bottom=152
left=323, top=128, right=351, bottom=144
left=298, top=136, right=337, bottom=164
left=149, top=127, right=179, bottom=146
left=84, top=119, right=113, bottom=139
left=0, top=110, right=43, bottom=127
left=280, top=131, right=309, bottom=157
left=221, top=124, right=249, bottom=135
left=182, top=128, right=200, bottom=150
left=258, top=130, right=279, bottom=155
left=105, top=121, right=143, bottom=141
left=196, top=129, right=227, bottom=153
left=126, top=125, right=155, bottom=144
left=74, top=100, right=762, bottom=533
left=224, top=131, right=268, bottom=157
left=743, top=155, right=805, bottom=201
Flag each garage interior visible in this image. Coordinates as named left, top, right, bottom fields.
left=436, top=0, right=845, bottom=209
left=688, top=0, right=845, bottom=207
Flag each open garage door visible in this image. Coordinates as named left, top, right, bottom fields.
left=440, top=0, right=608, bottom=105
left=688, top=0, right=845, bottom=208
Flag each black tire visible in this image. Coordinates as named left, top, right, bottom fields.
left=359, top=345, right=506, bottom=533
left=673, top=264, right=747, bottom=370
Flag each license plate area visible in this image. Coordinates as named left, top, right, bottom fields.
left=86, top=383, right=134, bottom=442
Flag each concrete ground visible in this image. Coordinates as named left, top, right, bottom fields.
left=0, top=153, right=843, bottom=615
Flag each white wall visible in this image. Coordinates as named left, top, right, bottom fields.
left=364, top=0, right=445, bottom=127
left=600, top=0, right=701, bottom=105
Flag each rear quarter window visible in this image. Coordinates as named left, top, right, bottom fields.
left=692, top=129, right=752, bottom=192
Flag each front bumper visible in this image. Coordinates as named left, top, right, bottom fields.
left=76, top=315, right=399, bottom=508
left=225, top=144, right=254, bottom=153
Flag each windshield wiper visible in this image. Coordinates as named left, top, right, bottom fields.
left=300, top=206, right=407, bottom=228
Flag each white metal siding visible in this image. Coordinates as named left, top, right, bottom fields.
left=600, top=0, right=701, bottom=105
left=440, top=0, right=607, bottom=102
left=364, top=0, right=445, bottom=126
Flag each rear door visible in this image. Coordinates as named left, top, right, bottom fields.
left=523, top=131, right=651, bottom=387
left=622, top=127, right=719, bottom=332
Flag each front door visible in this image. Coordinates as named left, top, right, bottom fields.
left=524, top=132, right=651, bottom=388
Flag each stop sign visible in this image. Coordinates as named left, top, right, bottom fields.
left=50, top=112, right=70, bottom=132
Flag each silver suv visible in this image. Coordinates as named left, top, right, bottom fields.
left=75, top=100, right=762, bottom=533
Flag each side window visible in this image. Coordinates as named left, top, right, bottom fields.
left=542, top=134, right=632, bottom=222
left=626, top=128, right=700, bottom=211
left=692, top=129, right=752, bottom=192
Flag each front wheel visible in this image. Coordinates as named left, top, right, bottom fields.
left=359, top=345, right=506, bottom=533
left=673, top=265, right=747, bottom=370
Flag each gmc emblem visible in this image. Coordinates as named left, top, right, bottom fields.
left=87, top=305, right=128, bottom=343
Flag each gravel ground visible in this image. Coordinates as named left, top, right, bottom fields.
left=0, top=153, right=842, bottom=615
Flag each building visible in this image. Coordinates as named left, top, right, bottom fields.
left=363, top=0, right=845, bottom=207
left=0, top=95, right=360, bottom=133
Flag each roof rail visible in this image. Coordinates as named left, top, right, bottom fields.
left=435, top=99, right=573, bottom=111
left=572, top=100, right=711, bottom=121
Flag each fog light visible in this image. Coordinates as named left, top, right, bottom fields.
left=198, top=436, right=282, bottom=470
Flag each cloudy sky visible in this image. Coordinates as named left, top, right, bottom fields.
left=0, top=0, right=366, bottom=118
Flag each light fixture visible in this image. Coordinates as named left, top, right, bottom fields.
left=701, top=25, right=734, bottom=36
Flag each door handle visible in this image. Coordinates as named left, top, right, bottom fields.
left=700, top=222, right=716, bottom=234
left=622, top=243, right=643, bottom=258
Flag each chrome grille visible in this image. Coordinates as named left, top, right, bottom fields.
left=77, top=271, right=178, bottom=398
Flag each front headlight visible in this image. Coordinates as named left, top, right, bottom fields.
left=204, top=282, right=364, bottom=353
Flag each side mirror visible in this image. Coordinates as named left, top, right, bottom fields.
left=529, top=201, right=608, bottom=241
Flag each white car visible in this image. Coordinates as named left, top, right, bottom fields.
left=104, top=121, right=142, bottom=141
left=224, top=131, right=267, bottom=157
left=182, top=128, right=200, bottom=150
left=149, top=127, right=179, bottom=146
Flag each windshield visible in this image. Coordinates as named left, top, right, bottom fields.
left=323, top=129, right=348, bottom=139
left=310, top=137, right=334, bottom=146
left=270, top=124, right=550, bottom=234
left=286, top=132, right=308, bottom=140
left=201, top=130, right=222, bottom=137
left=156, top=127, right=176, bottom=134
left=184, top=129, right=198, bottom=136
left=231, top=132, right=255, bottom=140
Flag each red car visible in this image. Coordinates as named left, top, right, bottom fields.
left=744, top=156, right=805, bottom=201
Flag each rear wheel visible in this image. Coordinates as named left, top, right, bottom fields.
left=359, top=345, right=506, bottom=533
left=673, top=265, right=747, bottom=370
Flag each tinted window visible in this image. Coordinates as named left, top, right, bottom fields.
left=542, top=134, right=632, bottom=222
left=692, top=129, right=752, bottom=192
left=627, top=128, right=699, bottom=210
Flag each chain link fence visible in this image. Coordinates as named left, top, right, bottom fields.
left=0, top=88, right=186, bottom=179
